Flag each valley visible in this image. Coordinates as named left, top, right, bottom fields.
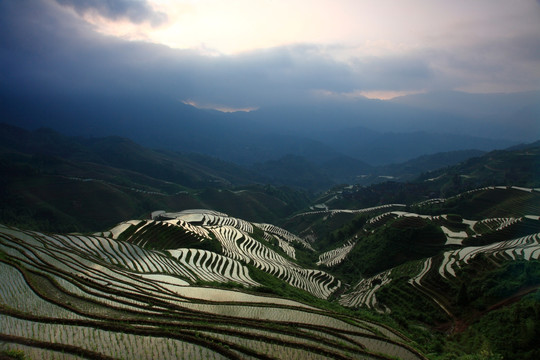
left=1, top=125, right=539, bottom=359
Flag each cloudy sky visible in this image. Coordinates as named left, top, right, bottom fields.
left=1, top=0, right=539, bottom=111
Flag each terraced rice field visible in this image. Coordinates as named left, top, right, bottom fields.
left=401, top=232, right=540, bottom=317
left=167, top=248, right=258, bottom=287
left=474, top=217, right=522, bottom=233
left=108, top=218, right=211, bottom=246
left=0, top=223, right=426, bottom=360
left=107, top=210, right=342, bottom=299
left=438, top=232, right=540, bottom=278
left=210, top=225, right=341, bottom=299
left=163, top=210, right=255, bottom=234
left=339, top=270, right=392, bottom=312
left=255, top=222, right=314, bottom=252
left=339, top=187, right=540, bottom=317
left=317, top=240, right=356, bottom=267
left=293, top=204, right=407, bottom=219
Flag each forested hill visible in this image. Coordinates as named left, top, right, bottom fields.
left=1, top=123, right=539, bottom=233
left=0, top=124, right=312, bottom=232
left=312, top=142, right=540, bottom=211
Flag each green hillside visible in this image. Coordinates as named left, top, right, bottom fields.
left=2, top=184, right=539, bottom=359
left=1, top=124, right=539, bottom=359
left=0, top=125, right=312, bottom=232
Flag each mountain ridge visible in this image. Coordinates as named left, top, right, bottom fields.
left=1, top=122, right=538, bottom=234
left=0, top=89, right=523, bottom=165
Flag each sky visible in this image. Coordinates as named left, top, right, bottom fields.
left=1, top=0, right=539, bottom=111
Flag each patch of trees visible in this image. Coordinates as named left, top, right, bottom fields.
left=334, top=218, right=445, bottom=280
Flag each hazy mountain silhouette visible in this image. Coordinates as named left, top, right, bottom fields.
left=0, top=89, right=527, bottom=166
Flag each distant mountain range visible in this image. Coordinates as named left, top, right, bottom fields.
left=2, top=89, right=535, bottom=166
left=1, top=123, right=539, bottom=234
left=0, top=123, right=508, bottom=195
left=0, top=123, right=310, bottom=231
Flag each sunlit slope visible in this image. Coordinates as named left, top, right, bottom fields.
left=107, top=210, right=340, bottom=299
left=0, top=223, right=426, bottom=360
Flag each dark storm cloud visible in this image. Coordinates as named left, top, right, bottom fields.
left=171, top=45, right=358, bottom=106
left=350, top=55, right=434, bottom=91
left=55, top=0, right=167, bottom=26
left=1, top=0, right=538, bottom=110
left=421, top=32, right=540, bottom=93
left=0, top=0, right=361, bottom=107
